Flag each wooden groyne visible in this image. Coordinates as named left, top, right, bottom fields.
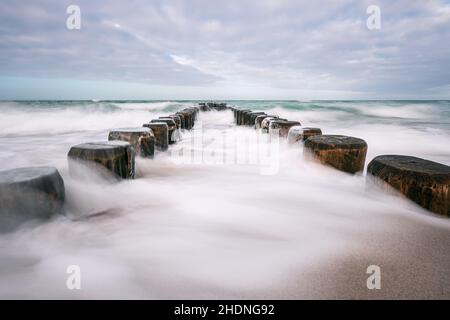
left=1, top=102, right=449, bottom=232
left=231, top=105, right=449, bottom=216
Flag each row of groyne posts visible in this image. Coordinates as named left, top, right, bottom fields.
left=231, top=107, right=449, bottom=217
left=0, top=102, right=449, bottom=232
left=0, top=105, right=201, bottom=232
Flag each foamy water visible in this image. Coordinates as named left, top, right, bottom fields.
left=0, top=100, right=449, bottom=299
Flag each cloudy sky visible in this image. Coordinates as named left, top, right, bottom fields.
left=0, top=0, right=449, bottom=100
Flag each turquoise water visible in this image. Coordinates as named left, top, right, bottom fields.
left=2, top=100, right=450, bottom=127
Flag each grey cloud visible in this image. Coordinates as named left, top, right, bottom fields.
left=0, top=0, right=449, bottom=98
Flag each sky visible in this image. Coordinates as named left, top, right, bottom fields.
left=0, top=0, right=449, bottom=100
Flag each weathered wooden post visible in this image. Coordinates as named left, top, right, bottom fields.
left=237, top=109, right=251, bottom=125
left=255, top=115, right=277, bottom=129
left=240, top=110, right=253, bottom=126
left=199, top=103, right=211, bottom=111
left=269, top=120, right=301, bottom=137
left=304, top=135, right=367, bottom=174
left=108, top=127, right=155, bottom=158
left=163, top=115, right=181, bottom=129
left=144, top=122, right=169, bottom=151
left=262, top=117, right=287, bottom=133
left=68, top=141, right=136, bottom=179
left=174, top=113, right=186, bottom=129
left=177, top=110, right=192, bottom=129
left=0, top=166, right=65, bottom=232
left=247, top=112, right=266, bottom=127
left=154, top=118, right=178, bottom=144
left=288, top=126, right=322, bottom=144
left=367, top=155, right=450, bottom=216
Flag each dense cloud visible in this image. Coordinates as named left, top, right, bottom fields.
left=0, top=0, right=449, bottom=99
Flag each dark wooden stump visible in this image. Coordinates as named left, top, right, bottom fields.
left=206, top=102, right=227, bottom=111
left=234, top=108, right=243, bottom=123
left=237, top=109, right=251, bottom=125
left=164, top=115, right=181, bottom=129
left=255, top=115, right=277, bottom=129
left=199, top=103, right=211, bottom=111
left=0, top=166, right=65, bottom=232
left=288, top=127, right=322, bottom=144
left=367, top=155, right=450, bottom=216
left=261, top=117, right=280, bottom=133
left=153, top=118, right=177, bottom=144
left=304, top=135, right=368, bottom=174
left=269, top=120, right=301, bottom=137
left=144, top=122, right=169, bottom=150
left=108, top=127, right=155, bottom=158
left=176, top=111, right=191, bottom=130
left=68, top=141, right=135, bottom=179
left=177, top=110, right=194, bottom=129
left=247, top=112, right=266, bottom=127
left=240, top=110, right=253, bottom=126
left=242, top=111, right=252, bottom=126
left=174, top=113, right=186, bottom=129
left=185, top=107, right=198, bottom=123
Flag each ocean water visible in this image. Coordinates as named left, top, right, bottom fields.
left=0, top=100, right=449, bottom=299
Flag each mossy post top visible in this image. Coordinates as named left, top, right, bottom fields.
left=69, top=141, right=131, bottom=151
left=369, top=155, right=450, bottom=176
left=305, top=135, right=367, bottom=150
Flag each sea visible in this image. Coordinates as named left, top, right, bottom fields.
left=0, top=100, right=449, bottom=298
